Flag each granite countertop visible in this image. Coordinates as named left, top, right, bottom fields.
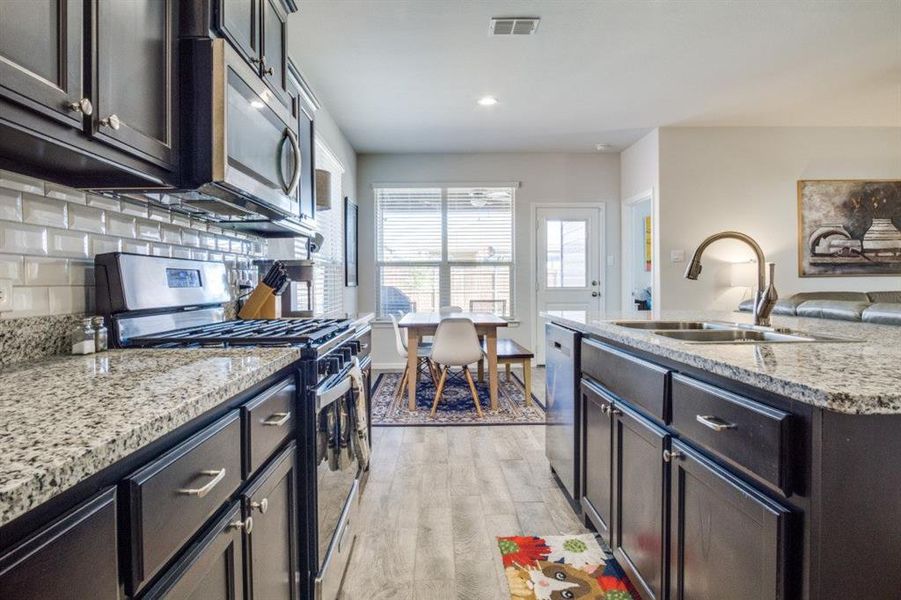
left=541, top=310, right=901, bottom=415
left=0, top=347, right=302, bottom=528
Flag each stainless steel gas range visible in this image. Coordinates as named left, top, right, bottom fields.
left=95, top=252, right=371, bottom=600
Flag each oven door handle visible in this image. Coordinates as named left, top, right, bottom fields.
left=315, top=373, right=353, bottom=411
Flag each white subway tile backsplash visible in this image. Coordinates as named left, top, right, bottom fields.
left=45, top=183, right=86, bottom=205
left=0, top=170, right=44, bottom=195
left=106, top=213, right=136, bottom=238
left=0, top=254, right=24, bottom=283
left=148, top=207, right=171, bottom=223
left=160, top=225, right=181, bottom=244
left=86, top=194, right=121, bottom=212
left=0, top=188, right=22, bottom=222
left=0, top=223, right=47, bottom=255
left=68, top=260, right=95, bottom=286
left=0, top=174, right=266, bottom=318
left=170, top=213, right=191, bottom=227
left=22, top=194, right=67, bottom=228
left=90, top=235, right=121, bottom=255
left=12, top=286, right=51, bottom=316
left=120, top=199, right=148, bottom=218
left=48, top=229, right=88, bottom=257
left=181, top=229, right=200, bottom=247
left=122, top=239, right=150, bottom=254
left=49, top=285, right=88, bottom=314
left=24, top=257, right=69, bottom=285
left=67, top=203, right=106, bottom=233
left=136, top=220, right=161, bottom=241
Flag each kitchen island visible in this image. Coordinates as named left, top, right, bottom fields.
left=542, top=309, right=901, bottom=600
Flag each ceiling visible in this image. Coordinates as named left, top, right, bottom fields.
left=288, top=1, right=901, bottom=154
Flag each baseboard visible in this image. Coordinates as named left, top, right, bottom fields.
left=371, top=362, right=406, bottom=371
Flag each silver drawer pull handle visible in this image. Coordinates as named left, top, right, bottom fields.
left=663, top=449, right=684, bottom=462
left=262, top=411, right=291, bottom=427
left=178, top=468, right=226, bottom=497
left=229, top=517, right=253, bottom=534
left=696, top=415, right=737, bottom=432
left=251, top=498, right=269, bottom=514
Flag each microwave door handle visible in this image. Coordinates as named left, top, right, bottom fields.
left=284, top=128, right=301, bottom=196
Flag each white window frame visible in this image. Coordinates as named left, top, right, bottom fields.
left=374, top=183, right=518, bottom=319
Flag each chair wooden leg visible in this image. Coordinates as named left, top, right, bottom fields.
left=394, top=366, right=409, bottom=401
left=427, top=359, right=439, bottom=386
left=523, top=359, right=532, bottom=407
left=463, top=366, right=484, bottom=418
left=430, top=367, right=448, bottom=417
left=477, top=358, right=484, bottom=382
left=505, top=363, right=511, bottom=382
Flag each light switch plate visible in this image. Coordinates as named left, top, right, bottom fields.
left=0, top=279, right=12, bottom=312
left=670, top=249, right=686, bottom=263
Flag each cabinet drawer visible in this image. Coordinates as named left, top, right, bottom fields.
left=244, top=378, right=296, bottom=476
left=124, top=411, right=243, bottom=595
left=0, top=488, right=119, bottom=600
left=671, top=374, right=792, bottom=493
left=581, top=338, right=669, bottom=422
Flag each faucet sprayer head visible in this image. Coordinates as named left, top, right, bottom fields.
left=684, top=258, right=703, bottom=280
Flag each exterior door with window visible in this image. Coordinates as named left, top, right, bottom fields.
left=535, top=206, right=603, bottom=363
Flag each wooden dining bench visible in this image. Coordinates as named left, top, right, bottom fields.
left=478, top=338, right=534, bottom=406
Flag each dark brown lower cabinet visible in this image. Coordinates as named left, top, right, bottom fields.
left=581, top=379, right=614, bottom=543
left=243, top=444, right=298, bottom=600
left=613, top=402, right=668, bottom=600
left=0, top=487, right=119, bottom=600
left=668, top=441, right=791, bottom=600
left=142, top=502, right=246, bottom=600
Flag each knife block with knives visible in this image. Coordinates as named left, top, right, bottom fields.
left=239, top=261, right=289, bottom=319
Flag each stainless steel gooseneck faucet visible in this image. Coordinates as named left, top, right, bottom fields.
left=684, top=231, right=778, bottom=327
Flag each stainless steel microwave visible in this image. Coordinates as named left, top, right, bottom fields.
left=176, top=38, right=305, bottom=235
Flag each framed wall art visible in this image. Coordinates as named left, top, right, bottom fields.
left=344, top=196, right=358, bottom=287
left=798, top=180, right=901, bottom=277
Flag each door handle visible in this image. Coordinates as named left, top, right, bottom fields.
left=178, top=468, right=226, bottom=497
left=591, top=291, right=600, bottom=297
left=99, top=114, right=121, bottom=130
left=282, top=128, right=301, bottom=196
left=67, top=98, right=93, bottom=116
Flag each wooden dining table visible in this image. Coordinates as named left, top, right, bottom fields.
left=397, top=312, right=508, bottom=411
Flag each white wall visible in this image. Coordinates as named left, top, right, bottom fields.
left=620, top=130, right=660, bottom=310
left=356, top=152, right=621, bottom=367
left=657, top=127, right=901, bottom=310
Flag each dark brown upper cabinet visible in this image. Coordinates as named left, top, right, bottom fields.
left=0, top=0, right=86, bottom=130
left=216, top=0, right=294, bottom=109
left=286, top=59, right=316, bottom=222
left=92, top=0, right=179, bottom=169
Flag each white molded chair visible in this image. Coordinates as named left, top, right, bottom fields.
left=429, top=317, right=484, bottom=417
left=438, top=305, right=463, bottom=316
left=390, top=314, right=436, bottom=401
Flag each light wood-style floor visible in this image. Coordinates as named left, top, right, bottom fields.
left=339, top=368, right=588, bottom=600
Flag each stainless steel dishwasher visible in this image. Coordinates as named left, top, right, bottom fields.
left=544, top=322, right=582, bottom=503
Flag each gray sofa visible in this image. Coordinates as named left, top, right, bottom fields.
left=738, top=291, right=901, bottom=325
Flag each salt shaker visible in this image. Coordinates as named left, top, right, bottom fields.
left=93, top=316, right=108, bottom=352
left=71, top=318, right=96, bottom=355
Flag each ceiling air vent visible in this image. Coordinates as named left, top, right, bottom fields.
left=489, top=17, right=540, bottom=36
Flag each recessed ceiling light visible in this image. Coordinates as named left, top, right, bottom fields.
left=595, top=143, right=613, bottom=152
left=478, top=96, right=498, bottom=107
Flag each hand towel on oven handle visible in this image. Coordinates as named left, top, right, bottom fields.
left=349, top=358, right=371, bottom=469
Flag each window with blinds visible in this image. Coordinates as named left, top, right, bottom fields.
left=375, top=186, right=515, bottom=317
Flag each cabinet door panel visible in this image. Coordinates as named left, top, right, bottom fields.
left=218, top=0, right=260, bottom=65
left=614, top=403, right=668, bottom=600
left=0, top=488, right=119, bottom=600
left=261, top=0, right=290, bottom=106
left=95, top=0, right=177, bottom=167
left=0, top=0, right=84, bottom=128
left=670, top=441, right=790, bottom=600
left=142, top=503, right=246, bottom=600
left=244, top=444, right=298, bottom=600
left=581, top=380, right=613, bottom=543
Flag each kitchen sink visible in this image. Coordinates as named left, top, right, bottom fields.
left=611, top=320, right=856, bottom=344
left=611, top=320, right=732, bottom=330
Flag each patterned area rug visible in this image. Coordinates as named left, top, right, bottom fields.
left=497, top=534, right=637, bottom=599
left=371, top=371, right=545, bottom=426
